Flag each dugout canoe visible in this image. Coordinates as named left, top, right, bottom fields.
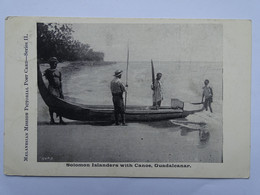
left=38, top=64, right=203, bottom=122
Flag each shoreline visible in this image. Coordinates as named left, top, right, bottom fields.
left=40, top=60, right=117, bottom=69
left=37, top=60, right=223, bottom=163
left=64, top=60, right=117, bottom=67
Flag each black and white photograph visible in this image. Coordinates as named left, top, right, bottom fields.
left=4, top=17, right=250, bottom=178
left=37, top=22, right=223, bottom=163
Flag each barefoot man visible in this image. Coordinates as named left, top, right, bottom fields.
left=151, top=73, right=163, bottom=109
left=43, top=57, right=66, bottom=124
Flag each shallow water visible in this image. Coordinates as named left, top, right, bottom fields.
left=60, top=61, right=222, bottom=105
left=62, top=60, right=223, bottom=151
left=38, top=61, right=223, bottom=162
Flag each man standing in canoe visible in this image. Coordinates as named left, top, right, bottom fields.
left=151, top=72, right=163, bottom=109
left=44, top=57, right=66, bottom=124
left=110, top=70, right=127, bottom=126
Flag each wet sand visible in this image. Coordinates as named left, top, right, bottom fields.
left=37, top=94, right=222, bottom=163
left=37, top=61, right=222, bottom=163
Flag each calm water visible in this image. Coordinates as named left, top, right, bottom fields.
left=61, top=61, right=223, bottom=109
left=39, top=61, right=223, bottom=162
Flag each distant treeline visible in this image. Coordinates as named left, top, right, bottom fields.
left=37, top=23, right=104, bottom=62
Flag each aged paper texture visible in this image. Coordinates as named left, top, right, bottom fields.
left=4, top=17, right=251, bottom=177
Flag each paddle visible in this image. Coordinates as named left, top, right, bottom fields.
left=125, top=45, right=129, bottom=110
left=151, top=60, right=155, bottom=88
left=151, top=60, right=156, bottom=107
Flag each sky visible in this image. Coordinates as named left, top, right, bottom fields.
left=72, top=23, right=223, bottom=62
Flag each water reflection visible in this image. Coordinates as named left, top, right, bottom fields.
left=180, top=126, right=210, bottom=145
left=180, top=128, right=197, bottom=136
left=199, top=129, right=210, bottom=143
left=145, top=120, right=180, bottom=129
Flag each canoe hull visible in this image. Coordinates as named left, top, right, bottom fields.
left=38, top=64, right=197, bottom=122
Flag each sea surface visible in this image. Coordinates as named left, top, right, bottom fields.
left=59, top=61, right=223, bottom=108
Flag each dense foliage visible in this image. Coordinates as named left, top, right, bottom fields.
left=37, top=23, right=104, bottom=62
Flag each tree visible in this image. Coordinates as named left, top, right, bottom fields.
left=37, top=23, right=104, bottom=62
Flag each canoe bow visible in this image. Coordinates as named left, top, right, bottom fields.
left=37, top=63, right=203, bottom=122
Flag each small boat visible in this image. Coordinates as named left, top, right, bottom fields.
left=38, top=64, right=203, bottom=122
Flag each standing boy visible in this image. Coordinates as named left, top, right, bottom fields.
left=201, top=79, right=213, bottom=113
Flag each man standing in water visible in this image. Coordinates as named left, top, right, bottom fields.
left=110, top=70, right=127, bottom=126
left=44, top=57, right=66, bottom=124
left=201, top=79, right=213, bottom=113
left=151, top=73, right=163, bottom=109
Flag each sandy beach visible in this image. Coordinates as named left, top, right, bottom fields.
left=37, top=61, right=223, bottom=163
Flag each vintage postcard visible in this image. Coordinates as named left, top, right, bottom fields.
left=4, top=17, right=251, bottom=177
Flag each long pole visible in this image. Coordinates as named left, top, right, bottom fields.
left=151, top=59, right=155, bottom=87
left=125, top=45, right=129, bottom=109
left=151, top=60, right=156, bottom=106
